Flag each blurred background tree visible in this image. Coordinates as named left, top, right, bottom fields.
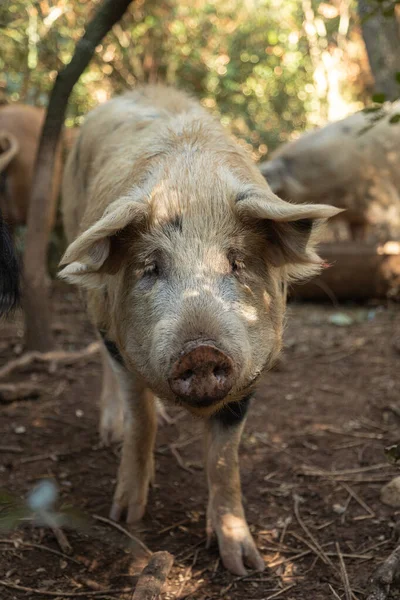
left=0, top=0, right=377, bottom=160
left=358, top=0, right=400, bottom=102
left=1, top=0, right=399, bottom=280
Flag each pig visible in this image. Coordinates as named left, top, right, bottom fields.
left=59, top=85, right=340, bottom=575
left=259, top=101, right=400, bottom=241
left=0, top=104, right=63, bottom=235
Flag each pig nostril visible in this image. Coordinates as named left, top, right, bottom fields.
left=169, top=344, right=234, bottom=404
left=213, top=366, right=228, bottom=379
left=181, top=369, right=193, bottom=381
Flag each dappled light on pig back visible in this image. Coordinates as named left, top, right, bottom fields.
left=182, top=289, right=200, bottom=299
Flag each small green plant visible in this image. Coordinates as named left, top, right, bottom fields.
left=0, top=480, right=87, bottom=533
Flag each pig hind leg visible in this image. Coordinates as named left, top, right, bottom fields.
left=99, top=345, right=125, bottom=445
left=204, top=396, right=265, bottom=576
left=110, top=374, right=157, bottom=524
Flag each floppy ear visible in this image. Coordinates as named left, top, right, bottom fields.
left=0, top=132, right=19, bottom=171
left=58, top=197, right=148, bottom=289
left=235, top=187, right=343, bottom=282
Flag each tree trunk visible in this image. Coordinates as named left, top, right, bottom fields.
left=358, top=0, right=400, bottom=101
left=290, top=242, right=400, bottom=301
left=23, top=0, right=135, bottom=351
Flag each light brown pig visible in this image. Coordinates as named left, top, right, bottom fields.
left=259, top=102, right=400, bottom=241
left=59, top=85, right=340, bottom=575
left=0, top=104, right=63, bottom=234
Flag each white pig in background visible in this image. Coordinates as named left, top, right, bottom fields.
left=59, top=85, right=340, bottom=575
left=259, top=102, right=400, bottom=241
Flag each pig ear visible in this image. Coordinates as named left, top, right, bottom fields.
left=58, top=198, right=147, bottom=289
left=236, top=188, right=343, bottom=282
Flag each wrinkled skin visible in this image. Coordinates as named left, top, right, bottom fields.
left=60, top=85, right=340, bottom=575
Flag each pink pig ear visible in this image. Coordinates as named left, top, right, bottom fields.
left=58, top=197, right=148, bottom=289
left=235, top=187, right=343, bottom=282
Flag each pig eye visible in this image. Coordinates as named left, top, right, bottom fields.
left=143, top=261, right=159, bottom=278
left=228, top=252, right=245, bottom=274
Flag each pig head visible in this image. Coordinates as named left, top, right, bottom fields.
left=59, top=85, right=340, bottom=574
left=259, top=103, right=400, bottom=241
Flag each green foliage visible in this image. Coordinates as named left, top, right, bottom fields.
left=0, top=0, right=365, bottom=157
left=0, top=480, right=88, bottom=533
left=372, top=92, right=386, bottom=103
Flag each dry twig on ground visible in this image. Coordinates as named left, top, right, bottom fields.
left=293, top=495, right=335, bottom=569
left=336, top=542, right=353, bottom=600
left=0, top=580, right=131, bottom=597
left=366, top=544, right=400, bottom=600
left=51, top=524, right=72, bottom=555
left=132, top=551, right=174, bottom=600
left=0, top=342, right=100, bottom=379
left=92, top=514, right=152, bottom=556
left=0, top=538, right=80, bottom=563
left=0, top=382, right=43, bottom=403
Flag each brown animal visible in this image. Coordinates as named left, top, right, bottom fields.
left=59, top=85, right=340, bottom=575
left=0, top=104, right=63, bottom=234
left=259, top=102, right=400, bottom=241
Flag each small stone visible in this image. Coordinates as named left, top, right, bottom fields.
left=381, top=476, right=400, bottom=507
left=329, top=313, right=353, bottom=327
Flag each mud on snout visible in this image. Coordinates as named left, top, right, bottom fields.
left=147, top=306, right=252, bottom=414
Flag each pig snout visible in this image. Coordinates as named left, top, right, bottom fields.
left=169, top=343, right=234, bottom=406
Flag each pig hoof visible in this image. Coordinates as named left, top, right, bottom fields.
left=110, top=501, right=124, bottom=522
left=109, top=499, right=146, bottom=523
left=111, top=471, right=151, bottom=523
left=207, top=514, right=265, bottom=576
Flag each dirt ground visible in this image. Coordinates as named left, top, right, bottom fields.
left=0, top=283, right=400, bottom=600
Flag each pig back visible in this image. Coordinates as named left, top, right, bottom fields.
left=61, top=86, right=210, bottom=242
left=262, top=102, right=400, bottom=237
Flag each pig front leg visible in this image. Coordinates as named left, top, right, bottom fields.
left=204, top=396, right=265, bottom=575
left=109, top=372, right=157, bottom=524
